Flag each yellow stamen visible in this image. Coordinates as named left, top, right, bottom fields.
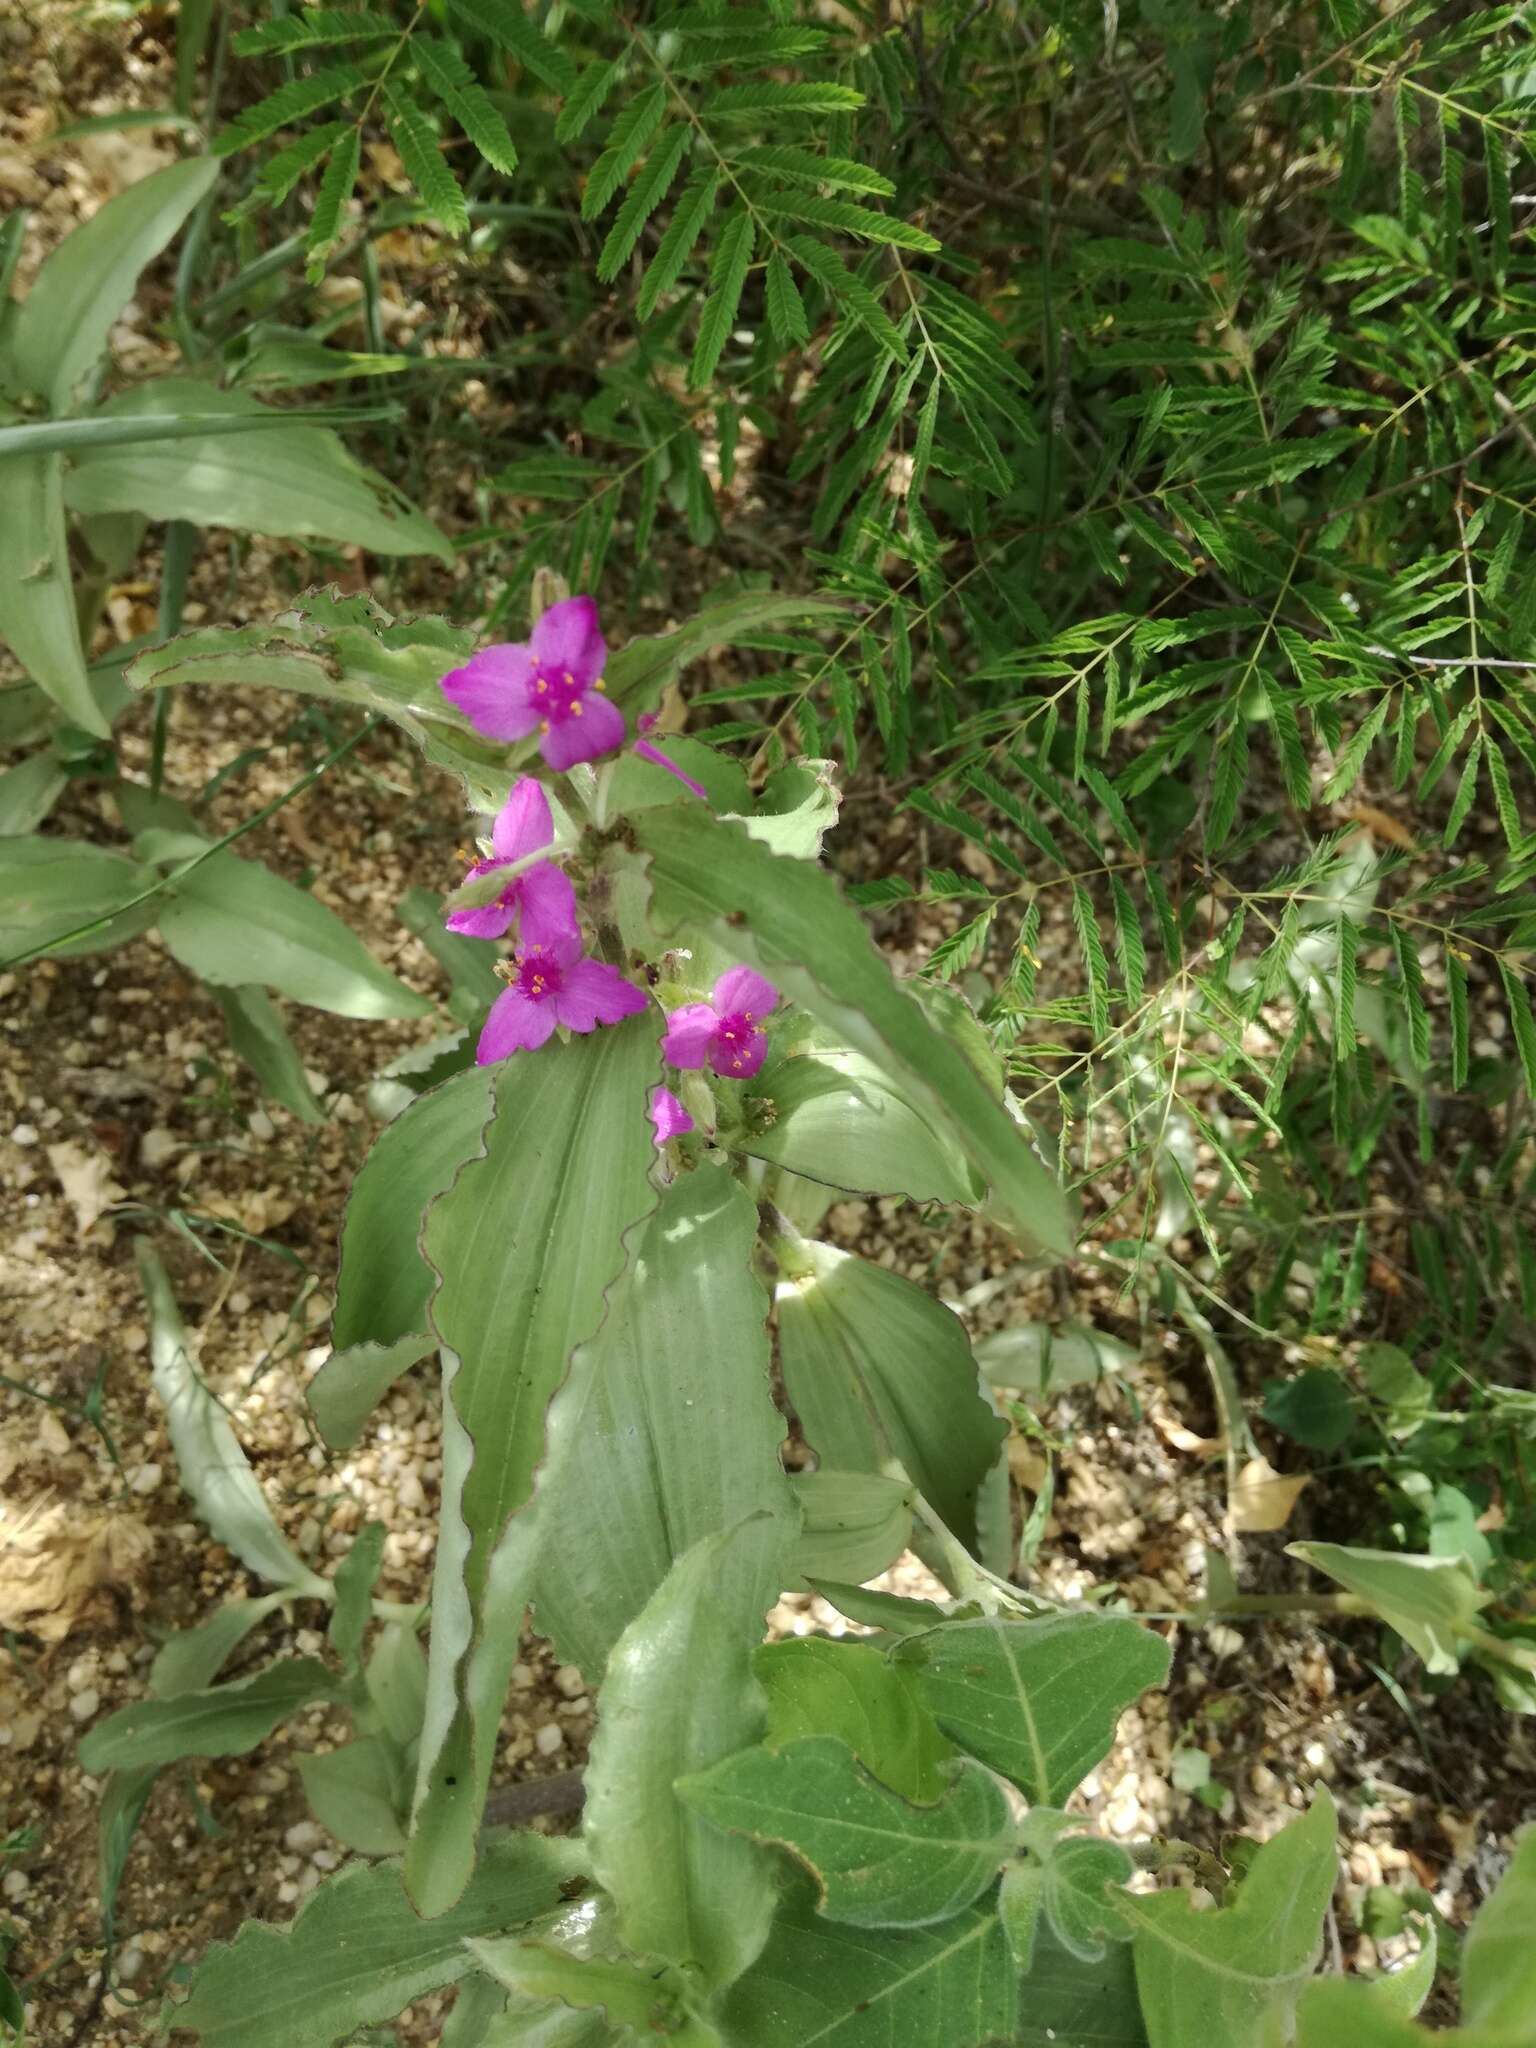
left=593, top=677, right=606, bottom=691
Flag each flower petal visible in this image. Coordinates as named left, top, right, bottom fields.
left=538, top=690, right=626, bottom=771
left=515, top=861, right=580, bottom=951
left=441, top=644, right=540, bottom=741
left=713, top=966, right=778, bottom=1020
left=530, top=595, right=606, bottom=688
left=476, top=987, right=557, bottom=1063
left=491, top=776, right=554, bottom=861
left=446, top=898, right=516, bottom=940
left=660, top=1002, right=719, bottom=1068
left=648, top=1085, right=694, bottom=1144
left=709, top=1025, right=768, bottom=1080
left=554, top=960, right=648, bottom=1033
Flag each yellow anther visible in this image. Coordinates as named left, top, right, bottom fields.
left=593, top=677, right=606, bottom=691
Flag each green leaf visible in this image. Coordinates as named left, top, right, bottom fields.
left=807, top=1581, right=946, bottom=1637
left=65, top=378, right=451, bottom=561
left=757, top=193, right=939, bottom=254
left=529, top=1164, right=795, bottom=1678
left=80, top=1657, right=340, bottom=1774
left=215, top=986, right=327, bottom=1125
left=469, top=1923, right=718, bottom=2045
left=0, top=747, right=65, bottom=836
left=448, top=0, right=576, bottom=95
left=740, top=1045, right=983, bottom=1203
left=414, top=37, right=518, bottom=175
left=1462, top=1827, right=1536, bottom=2035
left=1499, top=959, right=1536, bottom=1096
left=1043, top=1835, right=1134, bottom=1962
left=739, top=144, right=895, bottom=196
left=789, top=1470, right=913, bottom=1592
left=232, top=10, right=399, bottom=55
left=0, top=449, right=101, bottom=734
left=407, top=1023, right=661, bottom=1916
left=159, top=848, right=431, bottom=1019
left=584, top=1513, right=793, bottom=1991
left=1015, top=1917, right=1148, bottom=2047
left=597, top=123, right=689, bottom=282
left=765, top=248, right=810, bottom=346
left=212, top=66, right=363, bottom=157
left=691, top=206, right=755, bottom=388
left=367, top=1622, right=429, bottom=1749
left=137, top=1243, right=328, bottom=1596
left=330, top=1519, right=386, bottom=1671
left=975, top=1320, right=1138, bottom=1396
left=171, top=1837, right=582, bottom=2048
left=636, top=168, right=720, bottom=317
left=755, top=1638, right=955, bottom=1802
left=1262, top=1368, right=1354, bottom=1452
left=704, top=82, right=864, bottom=118
left=633, top=807, right=1070, bottom=1253
left=385, top=84, right=470, bottom=234
left=896, top=1613, right=1171, bottom=1804
left=149, top=1592, right=290, bottom=1700
left=681, top=1735, right=1011, bottom=1928
left=555, top=56, right=623, bottom=143
left=1287, top=1542, right=1487, bottom=1675
left=776, top=1237, right=1004, bottom=1548
left=309, top=1334, right=435, bottom=1452
left=9, top=155, right=219, bottom=410
left=297, top=1737, right=407, bottom=1857
left=0, top=836, right=155, bottom=961
left=1119, top=1792, right=1336, bottom=2048
left=331, top=1065, right=496, bottom=1355
left=720, top=1884, right=1016, bottom=2047
left=582, top=82, right=667, bottom=220
left=305, top=123, right=361, bottom=276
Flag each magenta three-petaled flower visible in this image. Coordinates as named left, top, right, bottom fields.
left=661, top=967, right=779, bottom=1080
left=440, top=596, right=626, bottom=772
left=648, top=1085, right=695, bottom=1145
left=477, top=930, right=647, bottom=1064
left=445, top=777, right=579, bottom=947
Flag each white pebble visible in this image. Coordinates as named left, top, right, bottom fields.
left=129, top=1463, right=163, bottom=1496
left=11, top=1122, right=37, bottom=1147
left=283, top=1820, right=322, bottom=1853
left=140, top=1127, right=179, bottom=1169
left=69, top=1688, right=101, bottom=1723
left=247, top=1110, right=276, bottom=1142
left=553, top=1665, right=586, bottom=1701
left=534, top=1722, right=564, bottom=1758
left=2, top=1870, right=29, bottom=1901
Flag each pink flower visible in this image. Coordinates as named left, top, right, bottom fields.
left=445, top=777, right=578, bottom=946
left=441, top=596, right=625, bottom=772
left=477, top=930, right=646, bottom=1063
left=648, top=1085, right=694, bottom=1144
left=660, top=966, right=778, bottom=1080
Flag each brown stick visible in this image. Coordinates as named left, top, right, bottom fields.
left=482, top=1769, right=586, bottom=1829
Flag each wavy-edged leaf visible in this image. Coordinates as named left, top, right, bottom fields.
left=896, top=1613, right=1171, bottom=1804
left=585, top=1513, right=794, bottom=1991
left=171, top=1837, right=582, bottom=2048
left=1119, top=1793, right=1336, bottom=2048
left=633, top=806, right=1069, bottom=1252
left=80, top=1658, right=339, bottom=1775
left=529, top=1164, right=795, bottom=1678
left=755, top=1638, right=954, bottom=1802
left=681, top=1736, right=1010, bottom=1928
left=406, top=1022, right=660, bottom=1915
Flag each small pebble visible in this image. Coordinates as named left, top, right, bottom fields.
left=283, top=1820, right=322, bottom=1853
left=11, top=1122, right=37, bottom=1147
left=69, top=1688, right=101, bottom=1723
left=534, top=1722, right=564, bottom=1758
left=553, top=1665, right=586, bottom=1701
left=2, top=1870, right=29, bottom=1902
left=130, top=1463, right=163, bottom=1496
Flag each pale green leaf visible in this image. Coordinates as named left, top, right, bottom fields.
left=1287, top=1541, right=1488, bottom=1675
left=755, top=1638, right=955, bottom=1803
left=79, top=1657, right=340, bottom=1774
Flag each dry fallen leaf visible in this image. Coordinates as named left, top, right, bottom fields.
left=0, top=1498, right=153, bottom=1644
left=46, top=1140, right=127, bottom=1239
left=1345, top=802, right=1418, bottom=852
left=1231, top=1455, right=1309, bottom=1533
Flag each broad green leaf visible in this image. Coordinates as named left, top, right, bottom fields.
left=584, top=1513, right=793, bottom=1991
left=149, top=1591, right=291, bottom=1699
left=633, top=807, right=1071, bottom=1254
left=0, top=836, right=155, bottom=961
left=170, top=1836, right=582, bottom=2048
left=0, top=449, right=101, bottom=734
left=789, top=1469, right=913, bottom=1591
left=679, top=1735, right=1012, bottom=1928
left=0, top=748, right=67, bottom=835
left=529, top=1165, right=795, bottom=1678
left=408, top=1023, right=660, bottom=1916
left=755, top=1638, right=955, bottom=1802
left=976, top=1320, right=1139, bottom=1395
left=65, top=378, right=452, bottom=560
left=1289, top=1984, right=1460, bottom=2047
left=297, top=1737, right=407, bottom=1856
left=1463, top=1827, right=1536, bottom=2033
left=330, top=1519, right=386, bottom=1671
left=1016, top=1917, right=1148, bottom=2047
left=807, top=1580, right=946, bottom=1635
left=1043, top=1835, right=1135, bottom=1961
left=1120, top=1792, right=1337, bottom=2048
left=775, top=1238, right=1004, bottom=1549
left=309, top=1334, right=436, bottom=1451
left=79, top=1657, right=340, bottom=1773
left=10, top=156, right=219, bottom=410
left=215, top=986, right=327, bottom=1124
left=1287, top=1542, right=1488, bottom=1675
left=1262, top=1368, right=1355, bottom=1451
left=138, top=1243, right=328, bottom=1596
left=331, top=1065, right=496, bottom=1355
left=469, top=1921, right=719, bottom=2047
left=367, top=1621, right=429, bottom=1750
left=720, top=1883, right=1016, bottom=2047
left=740, top=1047, right=982, bottom=1203
left=896, top=1613, right=1171, bottom=1804
left=158, top=848, right=432, bottom=1019
left=728, top=759, right=841, bottom=862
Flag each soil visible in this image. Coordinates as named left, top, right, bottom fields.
left=2, top=11, right=1532, bottom=2045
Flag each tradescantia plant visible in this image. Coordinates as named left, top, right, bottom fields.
left=80, top=583, right=1527, bottom=2044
